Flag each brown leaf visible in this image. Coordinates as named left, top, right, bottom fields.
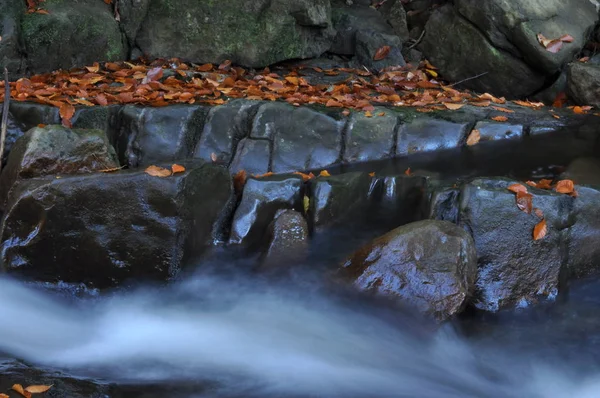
left=491, top=106, right=514, bottom=113
left=293, top=171, right=316, bottom=182
left=85, top=63, right=100, bottom=73
left=491, top=116, right=508, bottom=122
left=95, top=93, right=108, bottom=106
left=171, top=164, right=185, bottom=174
left=573, top=106, right=586, bottom=114
left=466, top=129, right=481, bottom=146
left=233, top=170, right=247, bottom=192
left=404, top=167, right=411, bottom=176
left=443, top=103, right=465, bottom=110
left=364, top=111, right=373, bottom=117
left=555, top=179, right=574, bottom=194
left=325, top=99, right=344, bottom=107
left=0, top=393, right=9, bottom=398
left=373, top=46, right=391, bottom=61
left=369, top=172, right=376, bottom=177
left=536, top=179, right=553, bottom=190
left=144, top=165, right=172, bottom=177
left=534, top=208, right=544, bottom=218
left=545, top=39, right=563, bottom=53
left=559, top=34, right=574, bottom=43
left=143, top=67, right=163, bottom=83
left=59, top=103, right=75, bottom=128
left=25, top=385, right=53, bottom=394
left=516, top=191, right=533, bottom=214
left=533, top=219, right=547, bottom=241
left=508, top=183, right=528, bottom=194
left=12, top=384, right=31, bottom=398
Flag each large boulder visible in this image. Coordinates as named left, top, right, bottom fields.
left=20, top=0, right=127, bottom=74
left=567, top=62, right=600, bottom=108
left=421, top=5, right=544, bottom=98
left=260, top=209, right=310, bottom=270
left=340, top=220, right=477, bottom=321
left=0, top=162, right=232, bottom=287
left=0, top=110, right=27, bottom=165
left=0, top=125, right=119, bottom=209
left=457, top=178, right=570, bottom=311
left=0, top=0, right=26, bottom=77
left=134, top=0, right=335, bottom=68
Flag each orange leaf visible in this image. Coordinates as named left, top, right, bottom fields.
left=95, top=93, right=108, bottom=106
left=491, top=106, right=514, bottom=113
left=545, top=39, right=563, bottom=53
left=404, top=167, right=411, bottom=176
left=508, top=183, right=528, bottom=194
left=534, top=208, right=544, bottom=218
left=573, top=106, right=586, bottom=114
left=0, top=393, right=9, bottom=398
left=59, top=103, right=75, bottom=128
left=144, top=165, right=172, bottom=177
left=234, top=170, right=247, bottom=192
left=12, top=384, right=31, bottom=398
left=319, top=170, right=331, bottom=177
left=443, top=103, right=465, bottom=110
left=491, top=116, right=508, bottom=122
left=466, top=129, right=480, bottom=146
left=364, top=111, right=373, bottom=117
left=293, top=171, right=315, bottom=182
left=326, top=99, right=344, bottom=108
left=171, top=164, right=186, bottom=174
left=516, top=191, right=533, bottom=214
left=25, top=385, right=53, bottom=394
left=533, top=219, right=547, bottom=241
left=552, top=92, right=567, bottom=108
left=536, top=179, right=553, bottom=190
left=85, top=63, right=100, bottom=73
left=559, top=34, right=574, bottom=43
left=373, top=46, right=391, bottom=61
left=555, top=179, right=574, bottom=194
left=369, top=172, right=375, bottom=177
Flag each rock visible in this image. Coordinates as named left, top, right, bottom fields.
left=472, top=121, right=524, bottom=142
left=456, top=0, right=597, bottom=75
left=114, top=105, right=208, bottom=167
left=421, top=5, right=545, bottom=98
left=565, top=186, right=600, bottom=278
left=229, top=174, right=304, bottom=248
left=251, top=103, right=344, bottom=173
left=135, top=0, right=334, bottom=68
left=369, top=174, right=429, bottom=226
left=355, top=30, right=405, bottom=70
left=396, top=117, right=470, bottom=155
left=567, top=62, right=600, bottom=108
left=9, top=102, right=60, bottom=130
left=379, top=0, right=410, bottom=43
left=194, top=100, right=263, bottom=165
left=561, top=157, right=600, bottom=186
left=343, top=108, right=398, bottom=163
left=0, top=162, right=232, bottom=287
left=260, top=209, right=309, bottom=269
left=309, top=172, right=371, bottom=228
left=0, top=111, right=26, bottom=165
left=428, top=186, right=460, bottom=223
left=458, top=178, right=570, bottom=311
left=116, top=0, right=150, bottom=48
left=0, top=1, right=26, bottom=77
left=340, top=220, right=477, bottom=321
left=330, top=4, right=397, bottom=55
left=0, top=125, right=119, bottom=209
left=229, top=138, right=271, bottom=176
left=20, top=0, right=127, bottom=74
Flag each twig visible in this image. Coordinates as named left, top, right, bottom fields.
left=0, top=67, right=9, bottom=174
left=407, top=29, right=426, bottom=50
left=448, top=72, right=489, bottom=87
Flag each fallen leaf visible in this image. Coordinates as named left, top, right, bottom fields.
left=145, top=165, right=172, bottom=177
left=253, top=172, right=274, bottom=178
left=171, top=164, right=186, bottom=174
left=559, top=34, right=574, bottom=43
left=491, top=106, right=514, bottom=113
left=545, top=39, right=563, bottom=53
left=466, top=129, right=481, bottom=146
left=404, top=167, right=411, bottom=176
left=533, top=219, right=547, bottom=241
left=573, top=106, right=586, bottom=114
left=365, top=111, right=373, bottom=117
left=25, top=385, right=53, bottom=394
left=443, top=103, right=465, bottom=110
left=59, top=103, right=75, bottom=128
left=508, top=183, right=528, bottom=194
left=374, top=46, right=391, bottom=61
left=516, top=191, right=533, bottom=214
left=555, top=179, right=574, bottom=194
left=369, top=172, right=375, bottom=177
left=210, top=152, right=218, bottom=162
left=0, top=393, right=9, bottom=398
left=12, top=384, right=31, bottom=398
left=293, top=171, right=315, bottom=182
left=552, top=92, right=567, bottom=108
left=377, top=112, right=386, bottom=116
left=233, top=170, right=247, bottom=192
left=534, top=208, right=544, bottom=218
left=491, top=115, right=508, bottom=122
left=319, top=170, right=331, bottom=177
left=303, top=195, right=310, bottom=214
left=536, top=179, right=553, bottom=190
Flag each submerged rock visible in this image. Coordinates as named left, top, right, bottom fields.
left=567, top=62, right=600, bottom=108
left=340, top=220, right=477, bottom=321
left=260, top=209, right=310, bottom=270
left=560, top=157, right=600, bottom=187
left=0, top=125, right=119, bottom=209
left=0, top=162, right=232, bottom=287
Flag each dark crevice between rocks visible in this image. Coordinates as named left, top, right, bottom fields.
left=338, top=115, right=352, bottom=165
left=390, top=115, right=402, bottom=156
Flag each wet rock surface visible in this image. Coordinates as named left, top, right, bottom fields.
left=260, top=209, right=310, bottom=270
left=568, top=62, right=600, bottom=108
left=0, top=162, right=232, bottom=287
left=340, top=220, right=477, bottom=321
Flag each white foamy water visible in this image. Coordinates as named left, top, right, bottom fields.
left=1, top=274, right=600, bottom=398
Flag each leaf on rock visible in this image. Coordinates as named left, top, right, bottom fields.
left=373, top=46, right=391, bottom=61
left=233, top=170, right=247, bottom=192
left=555, top=179, right=574, bottom=194
left=545, top=39, right=563, bottom=53
left=12, top=384, right=31, bottom=398
left=0, top=393, right=9, bottom=398
left=293, top=171, right=315, bottom=182
left=59, top=103, right=75, bottom=128
left=466, top=129, right=480, bottom=146
left=145, top=165, right=172, bottom=177
left=533, top=219, right=547, bottom=241
left=491, top=115, right=508, bottom=122
left=516, top=191, right=533, bottom=214
left=25, top=385, right=53, bottom=394
left=369, top=172, right=376, bottom=177
left=171, top=164, right=185, bottom=174
left=210, top=152, right=218, bottom=162
left=443, top=103, right=465, bottom=110
left=404, top=167, right=411, bottom=176
left=319, top=170, right=331, bottom=177
left=143, top=67, right=163, bottom=84
left=537, top=179, right=553, bottom=190
left=534, top=208, right=544, bottom=218
left=508, top=183, right=528, bottom=194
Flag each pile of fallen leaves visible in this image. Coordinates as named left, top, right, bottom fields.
left=507, top=179, right=576, bottom=241
left=0, top=57, right=593, bottom=129
left=0, top=383, right=52, bottom=398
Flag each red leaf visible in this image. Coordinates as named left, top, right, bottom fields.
left=555, top=179, right=574, bottom=194
left=507, top=183, right=528, bottom=194
left=516, top=191, right=533, bottom=214
left=374, top=46, right=391, bottom=61
left=533, top=219, right=547, bottom=241
left=545, top=39, right=563, bottom=53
